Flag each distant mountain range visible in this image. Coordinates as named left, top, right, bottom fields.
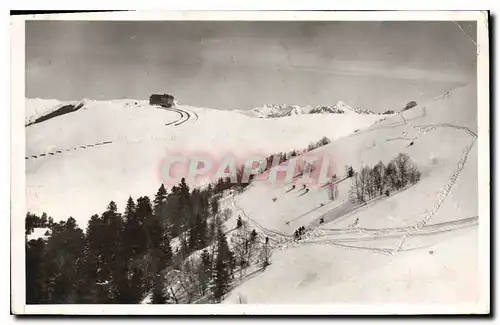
left=236, top=101, right=378, bottom=118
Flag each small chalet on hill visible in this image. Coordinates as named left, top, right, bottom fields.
left=149, top=94, right=175, bottom=108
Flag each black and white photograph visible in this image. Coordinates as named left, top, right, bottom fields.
left=10, top=11, right=490, bottom=315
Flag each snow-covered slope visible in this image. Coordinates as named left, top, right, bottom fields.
left=25, top=98, right=80, bottom=125
left=25, top=99, right=381, bottom=225
left=25, top=81, right=482, bottom=307
left=221, top=82, right=480, bottom=306
left=225, top=227, right=478, bottom=305
left=230, top=83, right=477, bottom=235
left=247, top=101, right=375, bottom=118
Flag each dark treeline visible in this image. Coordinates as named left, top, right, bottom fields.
left=26, top=178, right=241, bottom=304
left=349, top=153, right=421, bottom=203
left=25, top=138, right=332, bottom=304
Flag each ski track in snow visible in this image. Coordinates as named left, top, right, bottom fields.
left=231, top=195, right=292, bottom=246
left=25, top=105, right=198, bottom=160
left=323, top=97, right=478, bottom=256
left=229, top=89, right=478, bottom=260
left=388, top=108, right=478, bottom=255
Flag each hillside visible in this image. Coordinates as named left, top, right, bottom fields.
left=220, top=83, right=480, bottom=305
left=24, top=82, right=481, bottom=308
left=25, top=99, right=381, bottom=225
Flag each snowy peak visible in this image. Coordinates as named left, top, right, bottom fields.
left=250, top=101, right=375, bottom=118
left=251, top=104, right=307, bottom=118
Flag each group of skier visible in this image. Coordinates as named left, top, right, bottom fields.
left=293, top=226, right=306, bottom=240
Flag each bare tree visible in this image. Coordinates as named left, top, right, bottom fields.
left=164, top=267, right=182, bottom=304
left=260, top=241, right=271, bottom=269
left=220, top=208, right=233, bottom=222
left=349, top=155, right=420, bottom=204
left=230, top=226, right=258, bottom=279
left=373, top=161, right=386, bottom=195
left=327, top=177, right=339, bottom=201
left=384, top=161, right=399, bottom=190
left=358, top=167, right=370, bottom=201
left=349, top=172, right=363, bottom=203
left=164, top=257, right=205, bottom=304
left=394, top=153, right=412, bottom=189
left=363, top=166, right=376, bottom=200
left=177, top=258, right=201, bottom=303
left=408, top=164, right=422, bottom=185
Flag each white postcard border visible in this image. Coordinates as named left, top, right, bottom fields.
left=10, top=10, right=490, bottom=315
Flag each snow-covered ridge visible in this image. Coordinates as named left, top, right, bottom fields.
left=25, top=98, right=79, bottom=125
left=247, top=101, right=376, bottom=118
left=26, top=98, right=375, bottom=125
left=25, top=98, right=162, bottom=126
left=26, top=96, right=383, bottom=225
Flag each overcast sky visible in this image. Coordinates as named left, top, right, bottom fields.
left=26, top=20, right=477, bottom=112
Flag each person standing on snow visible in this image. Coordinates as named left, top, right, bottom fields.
left=351, top=217, right=360, bottom=228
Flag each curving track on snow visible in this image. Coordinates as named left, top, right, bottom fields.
left=161, top=105, right=198, bottom=126
left=229, top=89, right=479, bottom=257
left=26, top=105, right=200, bottom=160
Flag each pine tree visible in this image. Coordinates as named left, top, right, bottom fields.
left=43, top=217, right=86, bottom=303
left=198, top=249, right=211, bottom=296
left=165, top=186, right=180, bottom=237
left=210, top=253, right=229, bottom=303
left=189, top=212, right=207, bottom=251
left=102, top=202, right=123, bottom=274
left=153, top=184, right=168, bottom=233
left=236, top=216, right=243, bottom=228
left=118, top=196, right=151, bottom=303
left=209, top=227, right=233, bottom=303
left=39, top=213, right=48, bottom=227
left=122, top=197, right=145, bottom=257
left=26, top=237, right=47, bottom=303
left=83, top=214, right=105, bottom=302
left=173, top=178, right=193, bottom=245
left=123, top=196, right=135, bottom=221
left=151, top=275, right=168, bottom=304
left=25, top=212, right=37, bottom=236
left=110, top=197, right=136, bottom=303
left=83, top=202, right=125, bottom=303
left=153, top=184, right=168, bottom=218
left=250, top=229, right=257, bottom=243
left=210, top=196, right=220, bottom=217
left=346, top=165, right=355, bottom=178
left=135, top=196, right=158, bottom=295
left=147, top=207, right=173, bottom=305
